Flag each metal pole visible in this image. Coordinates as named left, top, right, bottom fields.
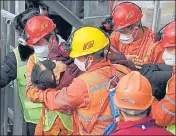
left=42, top=0, right=85, bottom=28
left=152, top=1, right=160, bottom=32
left=12, top=1, right=26, bottom=135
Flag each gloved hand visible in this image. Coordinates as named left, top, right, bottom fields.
left=99, top=16, right=113, bottom=35
left=126, top=55, right=143, bottom=69
left=108, top=52, right=136, bottom=70
left=31, top=63, right=56, bottom=90
left=57, top=63, right=83, bottom=89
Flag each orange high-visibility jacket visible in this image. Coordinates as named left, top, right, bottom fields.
left=110, top=27, right=164, bottom=63
left=151, top=67, right=175, bottom=126
left=26, top=59, right=131, bottom=135
left=25, top=55, right=71, bottom=135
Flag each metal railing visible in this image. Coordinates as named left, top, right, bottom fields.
left=1, top=1, right=25, bottom=135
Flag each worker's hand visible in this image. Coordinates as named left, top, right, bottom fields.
left=126, top=55, right=143, bottom=69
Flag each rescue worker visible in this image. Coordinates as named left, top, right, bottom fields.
left=110, top=2, right=164, bottom=69
left=110, top=71, right=173, bottom=135
left=24, top=16, right=73, bottom=135
left=0, top=10, right=40, bottom=136
left=151, top=21, right=176, bottom=135
left=26, top=26, right=132, bottom=135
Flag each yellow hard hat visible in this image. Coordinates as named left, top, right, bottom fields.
left=69, top=26, right=109, bottom=58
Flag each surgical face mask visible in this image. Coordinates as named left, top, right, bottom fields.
left=74, top=58, right=88, bottom=71
left=119, top=33, right=134, bottom=44
left=33, top=45, right=49, bottom=61
left=162, top=50, right=175, bottom=66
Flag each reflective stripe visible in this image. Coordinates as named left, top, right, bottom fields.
left=58, top=88, right=72, bottom=107
left=77, top=111, right=113, bottom=121
left=19, top=61, right=27, bottom=67
left=57, top=96, right=62, bottom=107
left=89, top=82, right=108, bottom=93
left=110, top=46, right=119, bottom=53
left=63, top=88, right=69, bottom=105
left=160, top=103, right=176, bottom=116
left=165, top=95, right=176, bottom=106
left=25, top=75, right=31, bottom=79
left=18, top=83, right=27, bottom=87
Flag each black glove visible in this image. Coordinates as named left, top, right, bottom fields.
left=31, top=61, right=57, bottom=90
left=99, top=16, right=113, bottom=35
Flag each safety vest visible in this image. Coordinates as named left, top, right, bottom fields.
left=165, top=78, right=175, bottom=135
left=13, top=47, right=42, bottom=124
left=33, top=55, right=73, bottom=132
left=75, top=64, right=130, bottom=135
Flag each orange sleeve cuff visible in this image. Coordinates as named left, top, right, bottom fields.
left=26, top=84, right=45, bottom=103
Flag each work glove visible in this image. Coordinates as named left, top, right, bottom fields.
left=99, top=16, right=113, bottom=35
left=57, top=63, right=83, bottom=89
left=126, top=55, right=143, bottom=69
left=31, top=63, right=56, bottom=90
left=108, top=52, right=136, bottom=71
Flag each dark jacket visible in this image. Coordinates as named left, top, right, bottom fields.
left=0, top=45, right=34, bottom=88
left=0, top=52, right=17, bottom=88
left=138, top=63, right=172, bottom=100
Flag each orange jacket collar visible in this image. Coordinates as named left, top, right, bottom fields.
left=88, top=59, right=112, bottom=72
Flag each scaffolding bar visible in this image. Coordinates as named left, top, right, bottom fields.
left=42, top=1, right=85, bottom=28
left=152, top=1, right=160, bottom=32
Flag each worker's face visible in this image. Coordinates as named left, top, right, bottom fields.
left=116, top=21, right=141, bottom=44
left=74, top=55, right=94, bottom=71
left=165, top=47, right=175, bottom=55
left=162, top=47, right=176, bottom=66
left=33, top=38, right=49, bottom=61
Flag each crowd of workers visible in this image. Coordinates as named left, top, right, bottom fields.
left=0, top=1, right=175, bottom=135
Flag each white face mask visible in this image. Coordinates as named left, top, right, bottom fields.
left=119, top=33, right=134, bottom=44
left=33, top=45, right=49, bottom=61
left=162, top=50, right=175, bottom=66
left=74, top=58, right=88, bottom=71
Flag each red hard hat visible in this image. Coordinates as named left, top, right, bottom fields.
left=112, top=2, right=143, bottom=29
left=25, top=16, right=56, bottom=46
left=160, top=21, right=176, bottom=48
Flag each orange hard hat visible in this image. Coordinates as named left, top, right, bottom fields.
left=25, top=16, right=56, bottom=45
left=114, top=71, right=154, bottom=111
left=160, top=21, right=176, bottom=48
left=112, top=2, right=143, bottom=29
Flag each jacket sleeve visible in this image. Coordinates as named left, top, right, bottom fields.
left=109, top=32, right=120, bottom=52
left=26, top=77, right=89, bottom=111
left=25, top=55, right=35, bottom=85
left=151, top=76, right=176, bottom=126
left=148, top=42, right=164, bottom=63
left=0, top=52, right=17, bottom=88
